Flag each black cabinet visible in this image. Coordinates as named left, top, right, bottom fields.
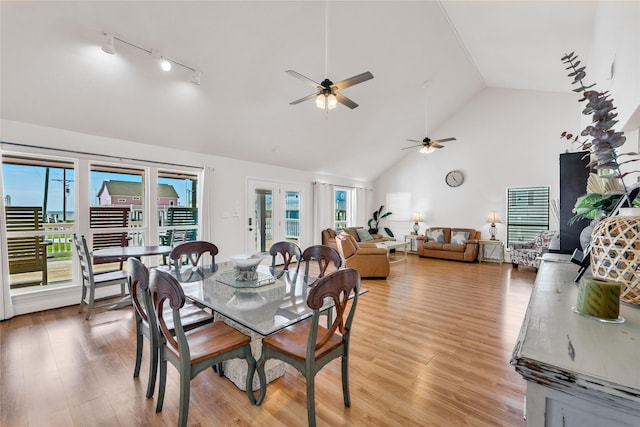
left=559, top=151, right=590, bottom=254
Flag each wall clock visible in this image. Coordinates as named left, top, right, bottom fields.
left=445, top=170, right=464, bottom=187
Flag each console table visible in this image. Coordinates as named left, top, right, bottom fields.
left=511, top=255, right=640, bottom=426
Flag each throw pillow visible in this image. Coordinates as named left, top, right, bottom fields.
left=356, top=228, right=374, bottom=242
left=426, top=229, right=445, bottom=243
left=451, top=231, right=470, bottom=245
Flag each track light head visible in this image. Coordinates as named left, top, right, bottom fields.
left=160, top=58, right=172, bottom=72
left=101, top=34, right=115, bottom=55
left=191, top=70, right=202, bottom=85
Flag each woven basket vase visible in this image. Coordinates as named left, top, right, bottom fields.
left=590, top=212, right=640, bottom=306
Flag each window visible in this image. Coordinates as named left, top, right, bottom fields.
left=158, top=170, right=200, bottom=246
left=335, top=188, right=351, bottom=229
left=2, top=154, right=76, bottom=287
left=507, top=186, right=550, bottom=246
left=90, top=164, right=145, bottom=250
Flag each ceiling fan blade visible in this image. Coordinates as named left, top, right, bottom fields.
left=406, top=139, right=422, bottom=143
left=289, top=92, right=318, bottom=105
left=402, top=144, right=423, bottom=150
left=333, top=71, right=374, bottom=90
left=335, top=93, right=358, bottom=109
left=431, top=137, right=456, bottom=144
left=433, top=144, right=445, bottom=149
left=285, top=70, right=322, bottom=88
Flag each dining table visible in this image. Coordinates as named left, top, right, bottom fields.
left=162, top=262, right=366, bottom=391
left=92, top=245, right=173, bottom=309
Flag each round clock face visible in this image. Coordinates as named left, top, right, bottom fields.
left=445, top=170, right=464, bottom=187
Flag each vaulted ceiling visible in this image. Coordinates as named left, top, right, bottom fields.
left=0, top=1, right=596, bottom=181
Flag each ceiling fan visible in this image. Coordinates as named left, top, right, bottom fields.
left=402, top=136, right=457, bottom=154
left=286, top=70, right=374, bottom=110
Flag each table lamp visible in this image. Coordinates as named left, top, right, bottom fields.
left=411, top=211, right=423, bottom=235
left=487, top=211, right=501, bottom=240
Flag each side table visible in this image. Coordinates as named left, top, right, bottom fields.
left=404, top=235, right=419, bottom=254
left=478, top=239, right=504, bottom=263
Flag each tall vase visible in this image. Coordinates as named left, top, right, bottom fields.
left=590, top=209, right=640, bottom=306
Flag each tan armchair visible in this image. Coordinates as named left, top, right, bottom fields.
left=335, top=233, right=390, bottom=279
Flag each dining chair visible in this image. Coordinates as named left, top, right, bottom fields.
left=302, top=245, right=343, bottom=278
left=269, top=241, right=302, bottom=272
left=74, top=234, right=128, bottom=320
left=168, top=240, right=218, bottom=273
left=252, top=268, right=361, bottom=427
left=126, top=258, right=213, bottom=398
left=149, top=269, right=257, bottom=427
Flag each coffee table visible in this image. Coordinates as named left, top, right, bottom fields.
left=375, top=240, right=408, bottom=263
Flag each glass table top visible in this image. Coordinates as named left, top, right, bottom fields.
left=160, top=262, right=364, bottom=336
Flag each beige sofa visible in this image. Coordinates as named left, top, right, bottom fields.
left=416, top=227, right=480, bottom=262
left=321, top=227, right=393, bottom=251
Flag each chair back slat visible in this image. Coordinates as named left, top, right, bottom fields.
left=169, top=240, right=218, bottom=271
left=73, top=234, right=95, bottom=284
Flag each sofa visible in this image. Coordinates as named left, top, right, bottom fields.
left=321, top=227, right=393, bottom=251
left=416, top=227, right=481, bottom=262
left=334, top=233, right=390, bottom=279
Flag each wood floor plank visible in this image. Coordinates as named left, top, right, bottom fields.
left=0, top=256, right=535, bottom=426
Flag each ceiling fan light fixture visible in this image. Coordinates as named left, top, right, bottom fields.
left=419, top=145, right=435, bottom=154
left=315, top=94, right=326, bottom=109
left=327, top=94, right=337, bottom=109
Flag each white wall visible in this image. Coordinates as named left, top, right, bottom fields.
left=373, top=87, right=580, bottom=242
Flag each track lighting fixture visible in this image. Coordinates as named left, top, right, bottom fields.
left=101, top=32, right=201, bottom=84
left=101, top=34, right=115, bottom=55
left=160, top=58, right=172, bottom=72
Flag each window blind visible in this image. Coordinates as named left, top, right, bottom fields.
left=507, top=187, right=550, bottom=247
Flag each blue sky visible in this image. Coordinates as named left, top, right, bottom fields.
left=3, top=165, right=190, bottom=211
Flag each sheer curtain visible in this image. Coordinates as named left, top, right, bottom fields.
left=199, top=166, right=215, bottom=242
left=0, top=153, right=14, bottom=320
left=353, top=187, right=371, bottom=228
left=313, top=182, right=335, bottom=245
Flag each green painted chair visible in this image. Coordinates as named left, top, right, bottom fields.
left=149, top=269, right=257, bottom=427
left=126, top=258, right=213, bottom=399
left=252, top=268, right=361, bottom=427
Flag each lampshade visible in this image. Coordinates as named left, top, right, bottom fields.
left=327, top=94, right=337, bottom=109
left=411, top=211, right=423, bottom=223
left=487, top=211, right=502, bottom=224
left=315, top=94, right=325, bottom=109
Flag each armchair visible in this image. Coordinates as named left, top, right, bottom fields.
left=510, top=230, right=557, bottom=271
left=335, top=233, right=389, bottom=279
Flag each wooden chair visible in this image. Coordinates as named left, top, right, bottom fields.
left=252, top=268, right=361, bottom=427
left=269, top=241, right=302, bottom=272
left=126, top=258, right=213, bottom=398
left=302, top=245, right=343, bottom=278
left=149, top=269, right=257, bottom=427
left=168, top=240, right=218, bottom=276
left=90, top=206, right=130, bottom=270
left=5, top=206, right=49, bottom=288
left=74, top=234, right=128, bottom=320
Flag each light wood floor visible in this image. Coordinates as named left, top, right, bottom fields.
left=0, top=256, right=536, bottom=426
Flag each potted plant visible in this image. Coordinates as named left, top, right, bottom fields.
left=367, top=205, right=394, bottom=237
